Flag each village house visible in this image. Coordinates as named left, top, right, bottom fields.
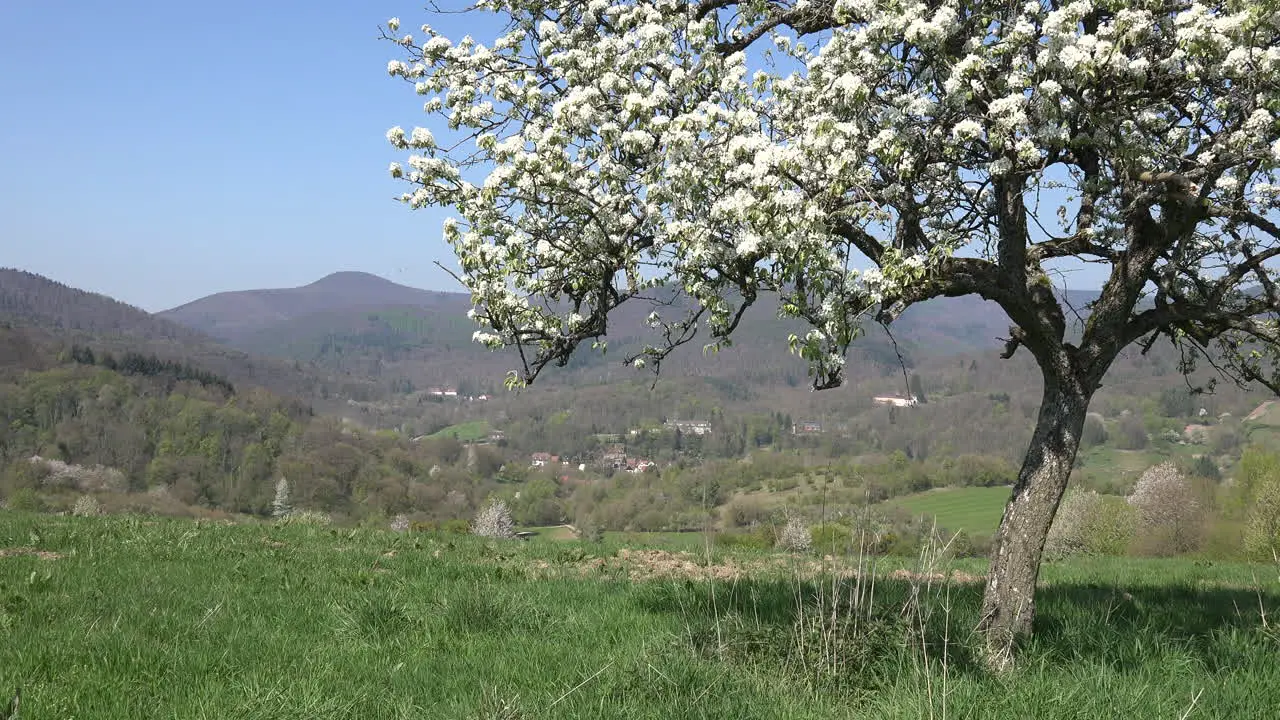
left=792, top=420, right=824, bottom=435
left=625, top=458, right=656, bottom=474
left=530, top=452, right=559, bottom=467
left=600, top=445, right=627, bottom=469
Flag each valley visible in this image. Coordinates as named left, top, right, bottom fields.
left=2, top=267, right=1276, bottom=563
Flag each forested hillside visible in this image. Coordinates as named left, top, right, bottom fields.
left=0, top=325, right=498, bottom=521
left=0, top=269, right=378, bottom=408
left=3, top=269, right=1277, bottom=554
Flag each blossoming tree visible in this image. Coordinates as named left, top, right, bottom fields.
left=383, top=0, right=1280, bottom=667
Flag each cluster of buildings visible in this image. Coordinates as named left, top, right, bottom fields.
left=530, top=444, right=656, bottom=474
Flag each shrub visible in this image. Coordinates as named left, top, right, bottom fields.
left=271, top=477, right=292, bottom=519
left=724, top=495, right=774, bottom=528
left=1244, top=468, right=1280, bottom=561
left=279, top=510, right=332, bottom=526
left=1045, top=489, right=1096, bottom=560
left=954, top=530, right=994, bottom=559
left=442, top=518, right=471, bottom=535
left=1082, top=495, right=1137, bottom=556
left=389, top=513, right=410, bottom=533
left=5, top=488, right=43, bottom=512
left=27, top=456, right=126, bottom=492
left=577, top=516, right=605, bottom=543
left=776, top=515, right=813, bottom=553
left=472, top=499, right=515, bottom=539
left=809, top=523, right=852, bottom=554
left=1114, top=413, right=1150, bottom=450
left=1081, top=413, right=1108, bottom=447
left=1, top=459, right=49, bottom=493
left=72, top=494, right=102, bottom=517
left=1186, top=454, right=1221, bottom=481
left=1128, top=463, right=1202, bottom=556
left=1046, top=490, right=1136, bottom=559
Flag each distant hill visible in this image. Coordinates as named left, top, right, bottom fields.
left=156, top=271, right=1100, bottom=388
left=1, top=268, right=210, bottom=344
left=0, top=268, right=357, bottom=405
left=3, top=267, right=1270, bottom=475
left=159, top=271, right=462, bottom=342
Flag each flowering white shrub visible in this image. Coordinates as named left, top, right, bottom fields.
left=271, top=477, right=292, bottom=519
left=777, top=515, right=812, bottom=553
left=72, top=494, right=102, bottom=518
left=29, top=455, right=126, bottom=492
left=1128, top=463, right=1198, bottom=528
left=1128, top=463, right=1201, bottom=554
left=390, top=513, right=411, bottom=533
left=472, top=498, right=515, bottom=539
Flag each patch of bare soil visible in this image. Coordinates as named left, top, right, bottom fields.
left=564, top=549, right=988, bottom=585
left=0, top=547, right=64, bottom=561
left=887, top=568, right=985, bottom=585
left=1247, top=400, right=1276, bottom=422
left=517, top=546, right=989, bottom=585
left=573, top=549, right=747, bottom=581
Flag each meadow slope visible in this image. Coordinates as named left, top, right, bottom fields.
left=0, top=513, right=1276, bottom=718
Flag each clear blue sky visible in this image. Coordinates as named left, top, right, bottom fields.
left=1, top=2, right=1110, bottom=313
left=1, top=1, right=482, bottom=311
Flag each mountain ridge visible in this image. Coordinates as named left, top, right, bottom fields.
left=0, top=268, right=365, bottom=406
left=160, top=271, right=462, bottom=342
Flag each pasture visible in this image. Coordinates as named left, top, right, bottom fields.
left=883, top=485, right=1012, bottom=535
left=0, top=512, right=1276, bottom=718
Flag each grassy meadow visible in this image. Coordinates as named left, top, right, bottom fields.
left=0, top=512, right=1277, bottom=718
left=882, top=486, right=1012, bottom=535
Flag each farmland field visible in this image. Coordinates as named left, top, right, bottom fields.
left=882, top=485, right=1012, bottom=535
left=0, top=512, right=1277, bottom=718
left=428, top=420, right=493, bottom=443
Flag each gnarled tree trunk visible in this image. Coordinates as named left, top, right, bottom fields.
left=978, top=371, right=1092, bottom=671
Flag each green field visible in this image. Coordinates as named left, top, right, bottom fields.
left=0, top=512, right=1277, bottom=718
left=428, top=420, right=493, bottom=442
left=883, top=485, right=1012, bottom=535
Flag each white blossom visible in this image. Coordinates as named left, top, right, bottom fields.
left=380, top=0, right=1280, bottom=395
left=473, top=498, right=515, bottom=538
left=952, top=119, right=984, bottom=140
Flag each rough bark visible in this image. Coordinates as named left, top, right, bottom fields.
left=978, top=371, right=1092, bottom=671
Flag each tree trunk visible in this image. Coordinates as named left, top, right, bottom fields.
left=978, top=373, right=1091, bottom=671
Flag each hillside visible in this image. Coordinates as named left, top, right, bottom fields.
left=0, top=269, right=362, bottom=406
left=2, top=268, right=1278, bottom=555
left=1, top=268, right=210, bottom=344
left=159, top=271, right=462, bottom=342
left=154, top=271, right=1078, bottom=396
left=0, top=327, right=504, bottom=522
